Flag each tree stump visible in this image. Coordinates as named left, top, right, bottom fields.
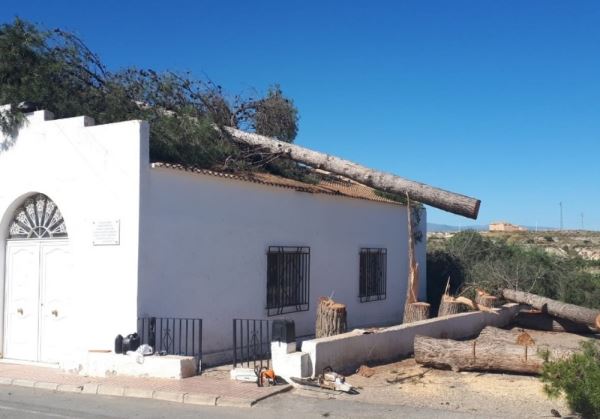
left=315, top=297, right=347, bottom=338
left=475, top=290, right=498, bottom=308
left=438, top=295, right=466, bottom=317
left=403, top=302, right=430, bottom=324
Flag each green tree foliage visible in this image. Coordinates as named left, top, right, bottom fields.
left=0, top=18, right=303, bottom=177
left=427, top=231, right=600, bottom=310
left=541, top=341, right=600, bottom=418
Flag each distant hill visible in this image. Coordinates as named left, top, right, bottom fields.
left=427, top=223, right=558, bottom=232
left=427, top=223, right=487, bottom=232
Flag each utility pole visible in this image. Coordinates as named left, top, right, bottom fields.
left=559, top=202, right=563, bottom=230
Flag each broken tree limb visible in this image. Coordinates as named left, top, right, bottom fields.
left=221, top=126, right=481, bottom=219
left=502, top=289, right=600, bottom=329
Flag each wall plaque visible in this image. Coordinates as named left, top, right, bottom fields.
left=92, top=220, right=120, bottom=246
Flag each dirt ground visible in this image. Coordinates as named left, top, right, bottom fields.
left=295, top=358, right=572, bottom=418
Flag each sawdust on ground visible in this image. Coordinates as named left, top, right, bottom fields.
left=297, top=358, right=571, bottom=418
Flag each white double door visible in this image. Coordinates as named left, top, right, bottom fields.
left=4, top=240, right=72, bottom=363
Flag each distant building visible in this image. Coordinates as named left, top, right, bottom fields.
left=489, top=221, right=527, bottom=232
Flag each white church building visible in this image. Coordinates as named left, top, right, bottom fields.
left=0, top=110, right=427, bottom=366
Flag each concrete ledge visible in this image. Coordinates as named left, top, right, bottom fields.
left=184, top=392, right=218, bottom=406
left=34, top=381, right=59, bottom=391
left=82, top=383, right=99, bottom=394
left=12, top=379, right=35, bottom=388
left=62, top=352, right=198, bottom=379
left=124, top=387, right=155, bottom=399
left=153, top=390, right=185, bottom=403
left=217, top=396, right=253, bottom=408
left=0, top=377, right=13, bottom=385
left=97, top=384, right=125, bottom=397
left=301, top=303, right=522, bottom=376
left=56, top=384, right=83, bottom=393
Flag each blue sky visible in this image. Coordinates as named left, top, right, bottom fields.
left=4, top=1, right=600, bottom=230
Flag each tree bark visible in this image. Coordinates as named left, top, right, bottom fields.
left=315, top=297, right=347, bottom=338
left=414, top=326, right=584, bottom=374
left=221, top=126, right=481, bottom=219
left=502, top=289, right=600, bottom=329
left=514, top=311, right=595, bottom=334
left=438, top=295, right=466, bottom=317
left=403, top=302, right=430, bottom=323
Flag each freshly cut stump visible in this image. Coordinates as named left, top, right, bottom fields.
left=438, top=295, right=466, bottom=317
left=403, top=302, right=430, bottom=324
left=475, top=290, right=498, bottom=308
left=315, top=297, right=347, bottom=338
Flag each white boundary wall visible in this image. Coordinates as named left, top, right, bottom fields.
left=301, top=304, right=522, bottom=377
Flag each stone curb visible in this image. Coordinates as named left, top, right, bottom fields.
left=4, top=377, right=291, bottom=408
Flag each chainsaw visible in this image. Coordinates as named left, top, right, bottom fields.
left=290, top=367, right=358, bottom=394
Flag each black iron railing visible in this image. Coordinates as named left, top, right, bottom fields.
left=138, top=317, right=202, bottom=373
left=232, top=318, right=272, bottom=369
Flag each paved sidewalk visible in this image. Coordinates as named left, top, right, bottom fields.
left=0, top=362, right=290, bottom=407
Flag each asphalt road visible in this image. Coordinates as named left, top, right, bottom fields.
left=0, top=384, right=482, bottom=418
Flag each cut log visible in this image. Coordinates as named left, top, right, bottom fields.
left=414, top=335, right=543, bottom=374
left=403, top=302, right=430, bottom=323
left=502, top=289, right=600, bottom=329
left=475, top=290, right=498, bottom=308
left=222, top=126, right=481, bottom=219
left=514, top=311, right=595, bottom=334
left=315, top=297, right=347, bottom=338
left=438, top=295, right=467, bottom=317
left=414, top=326, right=585, bottom=374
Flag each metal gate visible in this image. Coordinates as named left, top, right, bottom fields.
left=232, top=319, right=271, bottom=369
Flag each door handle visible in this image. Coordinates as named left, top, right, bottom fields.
left=17, top=308, right=23, bottom=315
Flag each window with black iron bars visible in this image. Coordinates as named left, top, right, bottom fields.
left=359, top=248, right=387, bottom=302
left=266, top=246, right=310, bottom=316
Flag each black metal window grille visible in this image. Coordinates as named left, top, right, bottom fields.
left=266, top=246, right=310, bottom=316
left=138, top=317, right=202, bottom=373
left=232, top=319, right=272, bottom=369
left=359, top=248, right=387, bottom=302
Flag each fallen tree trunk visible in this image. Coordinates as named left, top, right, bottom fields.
left=502, top=289, right=600, bottom=329
left=414, top=335, right=544, bottom=374
left=415, top=326, right=583, bottom=374
left=514, top=311, right=595, bottom=334
left=222, top=126, right=481, bottom=219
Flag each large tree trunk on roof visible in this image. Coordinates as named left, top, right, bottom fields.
left=221, top=126, right=481, bottom=219
left=502, top=289, right=600, bottom=329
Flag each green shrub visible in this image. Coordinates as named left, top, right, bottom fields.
left=541, top=341, right=600, bottom=418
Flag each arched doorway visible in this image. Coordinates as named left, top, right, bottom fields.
left=4, top=194, right=71, bottom=363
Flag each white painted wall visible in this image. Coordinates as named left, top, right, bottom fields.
left=138, top=167, right=427, bottom=363
left=301, top=303, right=522, bottom=377
left=0, top=111, right=147, bottom=362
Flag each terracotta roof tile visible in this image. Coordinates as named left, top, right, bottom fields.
left=150, top=162, right=402, bottom=206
